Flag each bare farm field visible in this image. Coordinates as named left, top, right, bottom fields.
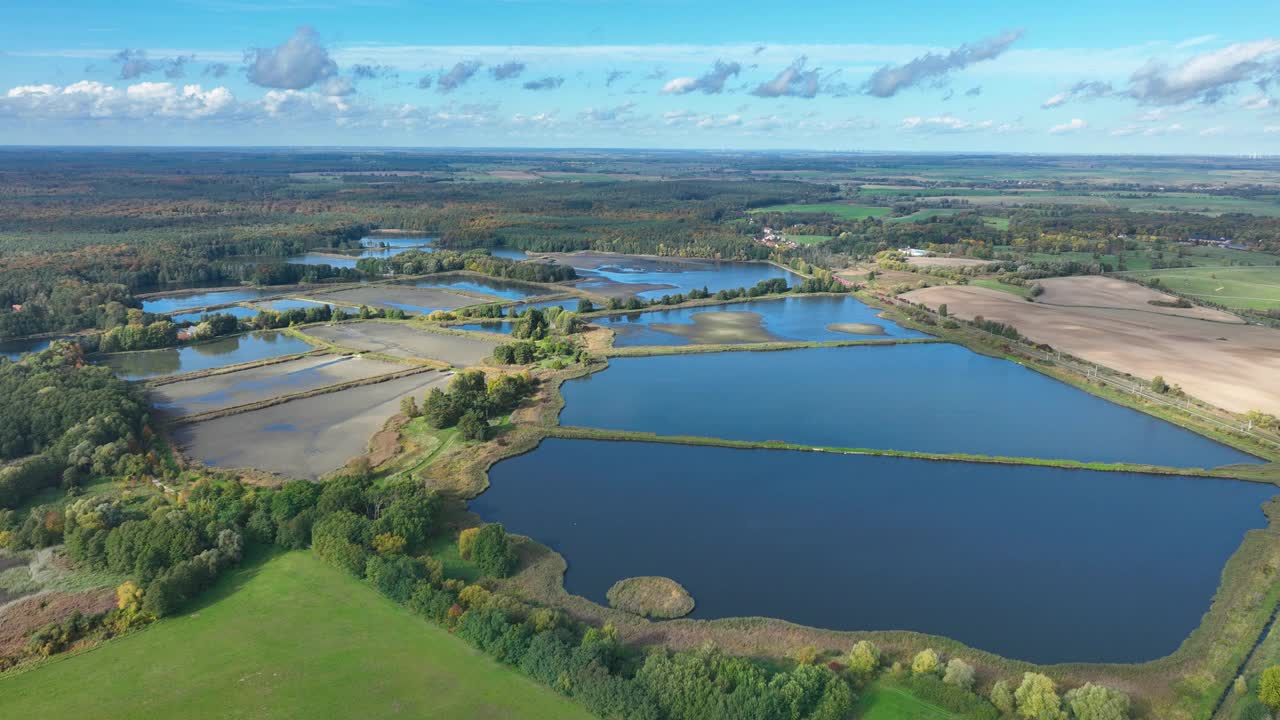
left=904, top=256, right=993, bottom=269
left=901, top=285, right=1280, bottom=415
left=149, top=354, right=406, bottom=417
left=1034, top=276, right=1245, bottom=323
left=301, top=322, right=499, bottom=365
left=173, top=371, right=450, bottom=479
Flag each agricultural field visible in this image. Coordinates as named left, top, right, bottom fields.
left=1121, top=266, right=1280, bottom=311
left=750, top=203, right=893, bottom=219
left=901, top=283, right=1280, bottom=415
left=1034, top=276, right=1245, bottom=322
left=0, top=552, right=593, bottom=720
left=299, top=322, right=500, bottom=365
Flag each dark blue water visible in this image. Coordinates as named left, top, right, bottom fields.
left=142, top=289, right=280, bottom=315
left=171, top=306, right=259, bottom=324
left=566, top=256, right=797, bottom=299
left=1, top=337, right=53, bottom=361
left=412, top=277, right=546, bottom=301
left=560, top=345, right=1259, bottom=468
left=477, top=439, right=1276, bottom=663
left=454, top=322, right=515, bottom=335
left=99, top=331, right=313, bottom=380
left=603, top=296, right=929, bottom=346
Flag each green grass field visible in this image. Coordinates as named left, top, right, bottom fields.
left=854, top=682, right=958, bottom=719
left=885, top=209, right=962, bottom=224
left=1124, top=266, right=1280, bottom=310
left=0, top=551, right=593, bottom=720
left=751, top=203, right=892, bottom=219
left=970, top=278, right=1032, bottom=298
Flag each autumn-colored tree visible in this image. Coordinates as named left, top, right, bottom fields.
left=912, top=648, right=940, bottom=675
left=458, top=527, right=480, bottom=560
left=1259, top=666, right=1280, bottom=710
left=847, top=640, right=881, bottom=677
left=990, top=680, right=1015, bottom=715
left=943, top=658, right=975, bottom=691
left=372, top=532, right=406, bottom=555
left=1015, top=673, right=1066, bottom=720
left=790, top=645, right=819, bottom=665
left=1063, top=683, right=1130, bottom=720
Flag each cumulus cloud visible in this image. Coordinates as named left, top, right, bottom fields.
left=662, top=59, right=741, bottom=95
left=965, top=86, right=982, bottom=97
left=662, top=109, right=742, bottom=129
left=1127, top=40, right=1280, bottom=104
left=417, top=75, right=433, bottom=90
left=245, top=26, right=339, bottom=91
left=1, top=80, right=238, bottom=121
left=489, top=61, right=526, bottom=81
left=864, top=29, right=1023, bottom=97
left=1110, top=122, right=1183, bottom=137
left=1041, top=80, right=1114, bottom=108
left=1200, top=126, right=1226, bottom=136
left=523, top=76, right=564, bottom=91
left=1240, top=94, right=1273, bottom=110
left=604, top=69, right=629, bottom=87
left=437, top=61, right=482, bottom=92
left=1048, top=118, right=1087, bottom=134
left=752, top=57, right=821, bottom=98
left=204, top=62, right=229, bottom=79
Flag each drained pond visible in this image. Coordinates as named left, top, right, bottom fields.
left=476, top=439, right=1276, bottom=664
left=560, top=344, right=1257, bottom=468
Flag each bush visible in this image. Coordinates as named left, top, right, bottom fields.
left=1015, top=672, right=1065, bottom=720
left=943, top=658, right=975, bottom=691
left=912, top=648, right=940, bottom=675
left=1063, top=683, right=1130, bottom=720
left=457, top=410, right=488, bottom=442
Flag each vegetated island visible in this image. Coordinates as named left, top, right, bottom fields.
left=606, top=576, right=696, bottom=619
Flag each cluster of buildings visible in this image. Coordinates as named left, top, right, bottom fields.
left=756, top=227, right=798, bottom=250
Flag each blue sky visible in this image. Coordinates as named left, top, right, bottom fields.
left=1, top=0, right=1278, bottom=152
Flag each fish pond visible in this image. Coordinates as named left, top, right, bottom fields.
left=170, top=306, right=259, bottom=324
left=412, top=277, right=547, bottom=301
left=556, top=254, right=798, bottom=299
left=141, top=288, right=281, bottom=315
left=99, top=331, right=313, bottom=380
left=453, top=321, right=515, bottom=335
left=601, top=295, right=929, bottom=346
left=1, top=337, right=55, bottom=361
left=560, top=344, right=1258, bottom=468
left=477, top=439, right=1276, bottom=663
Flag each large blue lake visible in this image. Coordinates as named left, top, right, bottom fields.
left=602, top=295, right=929, bottom=346
left=560, top=345, right=1258, bottom=468
left=477, top=439, right=1275, bottom=663
left=99, top=331, right=312, bottom=380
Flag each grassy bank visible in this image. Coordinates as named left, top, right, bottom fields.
left=0, top=551, right=593, bottom=720
left=544, top=425, right=1278, bottom=483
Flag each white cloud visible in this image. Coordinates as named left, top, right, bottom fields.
left=1240, top=94, right=1273, bottom=110
left=1048, top=118, right=1087, bottom=134
left=1, top=80, right=237, bottom=120
left=1199, top=126, right=1226, bottom=137
left=899, top=115, right=1015, bottom=133
left=1127, top=39, right=1280, bottom=104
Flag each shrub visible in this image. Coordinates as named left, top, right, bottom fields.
left=943, top=658, right=975, bottom=691
left=847, top=640, right=881, bottom=677
left=1015, top=672, right=1065, bottom=720
left=458, top=527, right=480, bottom=560
left=471, top=523, right=517, bottom=577
left=1259, top=666, right=1280, bottom=710
left=1063, top=683, right=1130, bottom=720
left=991, top=679, right=1015, bottom=715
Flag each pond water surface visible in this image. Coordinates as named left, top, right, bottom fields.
left=1, top=337, right=53, bottom=361
left=454, top=321, right=515, bottom=335
left=560, top=344, right=1258, bottom=468
left=476, top=439, right=1275, bottom=663
left=98, top=331, right=312, bottom=380
left=412, top=277, right=546, bottom=301
left=170, top=306, right=259, bottom=324
left=142, top=289, right=280, bottom=315
left=569, top=256, right=797, bottom=299
left=602, top=296, right=928, bottom=346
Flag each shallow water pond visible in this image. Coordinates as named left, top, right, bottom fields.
left=142, top=289, right=280, bottom=315
left=602, top=296, right=928, bottom=346
left=567, top=256, right=798, bottom=299
left=477, top=439, right=1275, bottom=663
left=412, top=277, right=546, bottom=301
left=560, top=344, right=1258, bottom=467
left=98, top=331, right=313, bottom=380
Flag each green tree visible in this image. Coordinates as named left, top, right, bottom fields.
left=1259, top=666, right=1280, bottom=710
left=472, top=523, right=517, bottom=577
left=1063, top=683, right=1130, bottom=720
left=1015, top=672, right=1066, bottom=720
left=1150, top=375, right=1169, bottom=394
left=457, top=410, right=488, bottom=441
left=991, top=679, right=1015, bottom=715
